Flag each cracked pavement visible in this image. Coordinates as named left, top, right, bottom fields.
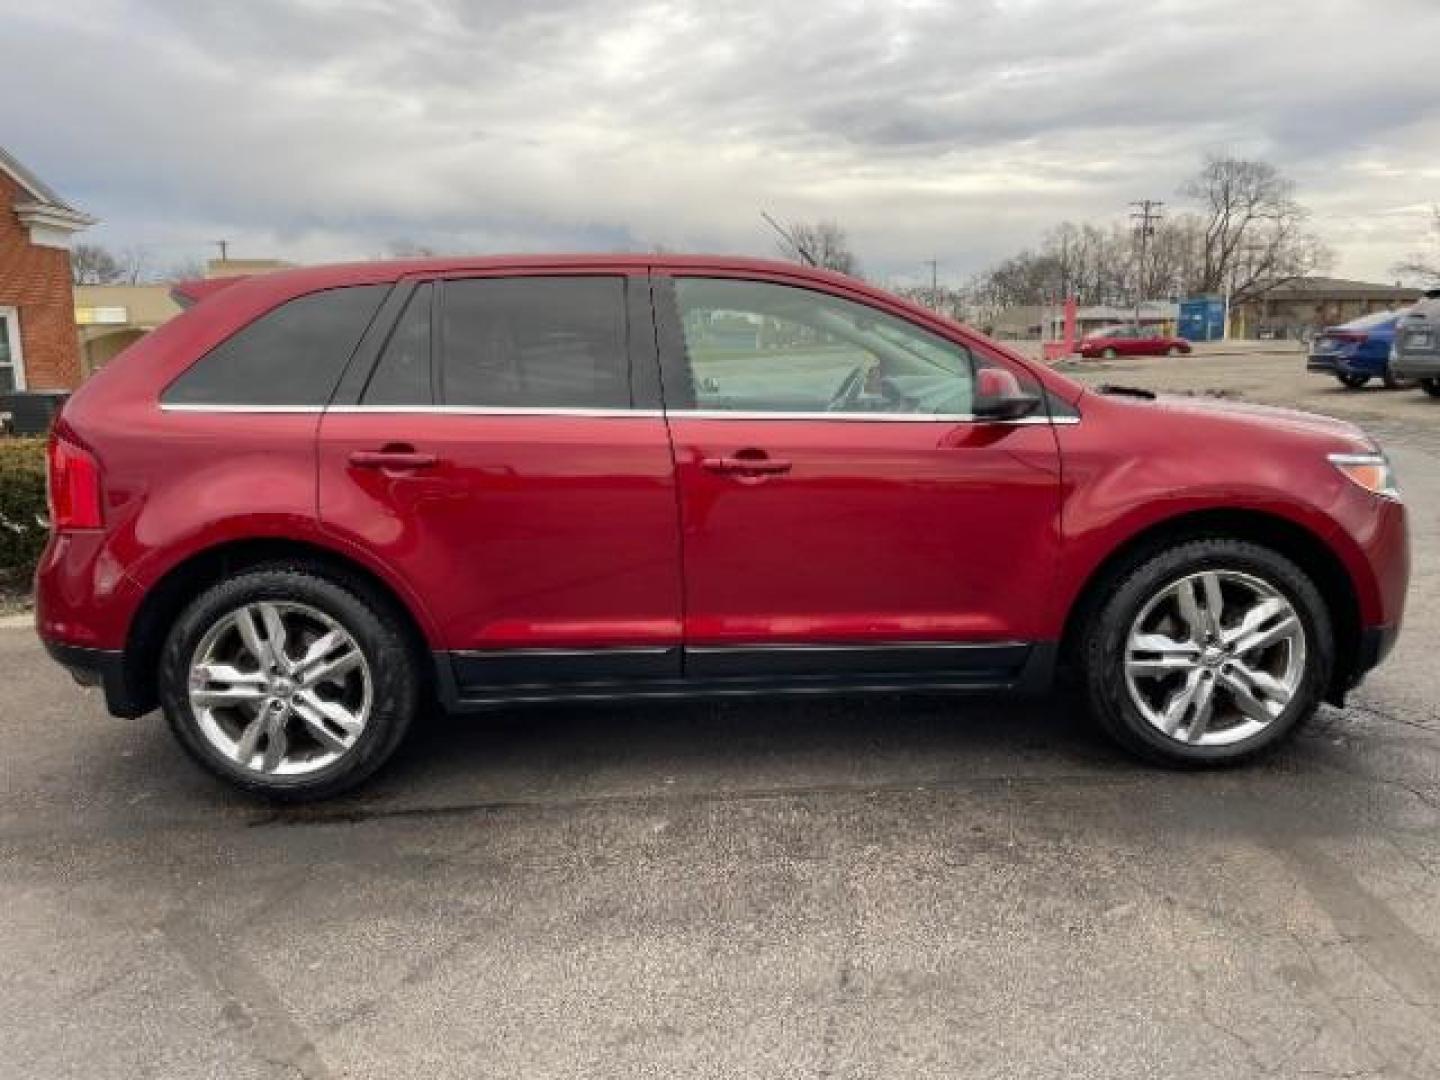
left=2, top=349, right=1438, bottom=1078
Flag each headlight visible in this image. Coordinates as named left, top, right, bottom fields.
left=1330, top=452, right=1401, bottom=502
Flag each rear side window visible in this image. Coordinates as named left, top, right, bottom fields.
left=163, top=285, right=387, bottom=407
left=440, top=276, right=629, bottom=409
left=362, top=284, right=433, bottom=406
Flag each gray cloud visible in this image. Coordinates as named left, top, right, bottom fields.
left=2, top=0, right=1437, bottom=284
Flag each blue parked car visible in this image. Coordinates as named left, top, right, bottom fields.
left=1307, top=309, right=1411, bottom=389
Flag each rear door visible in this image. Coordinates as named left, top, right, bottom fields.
left=655, top=271, right=1064, bottom=683
left=317, top=270, right=683, bottom=698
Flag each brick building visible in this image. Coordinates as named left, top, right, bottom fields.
left=1, top=147, right=94, bottom=392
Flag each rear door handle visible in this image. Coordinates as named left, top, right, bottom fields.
left=701, top=456, right=792, bottom=476
left=348, top=449, right=439, bottom=471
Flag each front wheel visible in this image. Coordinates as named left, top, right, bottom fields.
left=1337, top=373, right=1370, bottom=389
left=1166, top=345, right=1182, bottom=357
left=158, top=565, right=420, bottom=800
left=1422, top=378, right=1440, bottom=398
left=1102, top=347, right=1118, bottom=359
left=1080, top=539, right=1333, bottom=766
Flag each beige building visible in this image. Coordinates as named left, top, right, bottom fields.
left=74, top=258, right=294, bottom=376
left=1234, top=277, right=1422, bottom=339
left=75, top=283, right=183, bottom=373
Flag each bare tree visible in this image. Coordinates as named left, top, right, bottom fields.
left=1181, top=155, right=1332, bottom=302
left=385, top=238, right=439, bottom=258
left=1392, top=206, right=1440, bottom=286
left=70, top=243, right=159, bottom=285
left=70, top=243, right=126, bottom=285
left=774, top=219, right=860, bottom=277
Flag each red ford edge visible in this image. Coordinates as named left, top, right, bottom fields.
left=36, top=256, right=1409, bottom=799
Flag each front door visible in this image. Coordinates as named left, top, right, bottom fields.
left=655, top=272, right=1064, bottom=682
left=318, top=272, right=683, bottom=697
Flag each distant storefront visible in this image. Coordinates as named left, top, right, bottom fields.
left=1234, top=278, right=1422, bottom=339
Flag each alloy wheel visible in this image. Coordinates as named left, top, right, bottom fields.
left=1123, top=570, right=1307, bottom=747
left=188, top=601, right=373, bottom=776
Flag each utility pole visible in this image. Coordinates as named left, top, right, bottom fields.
left=1130, top=200, right=1163, bottom=329
left=923, top=259, right=940, bottom=312
left=214, top=239, right=231, bottom=263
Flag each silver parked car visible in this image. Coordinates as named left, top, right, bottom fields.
left=1391, top=288, right=1440, bottom=397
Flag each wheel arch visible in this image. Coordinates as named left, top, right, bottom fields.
left=1059, top=507, right=1362, bottom=705
left=121, top=537, right=436, bottom=717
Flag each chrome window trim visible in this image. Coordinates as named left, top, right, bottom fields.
left=670, top=409, right=1076, bottom=425
left=159, top=403, right=1078, bottom=425
left=159, top=403, right=326, bottom=414
left=327, top=405, right=667, bottom=418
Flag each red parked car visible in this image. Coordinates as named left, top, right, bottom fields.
left=1078, top=324, right=1193, bottom=359
left=38, top=256, right=1408, bottom=799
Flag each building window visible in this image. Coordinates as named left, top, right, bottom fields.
left=0, top=308, right=26, bottom=392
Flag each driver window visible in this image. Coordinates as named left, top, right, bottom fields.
left=672, top=277, right=979, bottom=416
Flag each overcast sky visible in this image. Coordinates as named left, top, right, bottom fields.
left=3, top=0, right=1438, bottom=288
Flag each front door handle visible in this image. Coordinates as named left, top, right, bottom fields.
left=348, top=448, right=439, bottom=471
left=701, top=455, right=792, bottom=476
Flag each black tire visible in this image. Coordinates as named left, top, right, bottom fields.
left=1166, top=345, right=1181, bottom=357
left=1102, top=347, right=1118, bottom=359
left=1382, top=370, right=1413, bottom=390
left=1422, top=379, right=1440, bottom=398
left=158, top=564, right=420, bottom=801
left=1336, top=373, right=1370, bottom=389
left=1080, top=538, right=1333, bottom=767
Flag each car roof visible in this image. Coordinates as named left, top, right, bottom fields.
left=215, top=253, right=869, bottom=293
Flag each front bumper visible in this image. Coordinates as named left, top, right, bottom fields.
left=41, top=639, right=150, bottom=717
left=1357, top=623, right=1400, bottom=675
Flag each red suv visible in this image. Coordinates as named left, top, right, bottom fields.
left=37, top=256, right=1408, bottom=799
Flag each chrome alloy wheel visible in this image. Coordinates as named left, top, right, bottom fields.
left=1124, top=570, right=1307, bottom=747
left=188, top=601, right=373, bottom=776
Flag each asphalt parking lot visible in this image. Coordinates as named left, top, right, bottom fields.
left=3, top=348, right=1438, bottom=1079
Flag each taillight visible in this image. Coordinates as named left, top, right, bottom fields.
left=46, top=431, right=103, bottom=530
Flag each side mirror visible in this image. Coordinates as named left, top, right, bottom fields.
left=973, top=366, right=1041, bottom=421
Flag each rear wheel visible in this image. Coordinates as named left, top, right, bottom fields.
left=158, top=565, right=420, bottom=800
left=1422, top=378, right=1440, bottom=398
left=1080, top=539, right=1332, bottom=767
left=1337, top=373, right=1370, bottom=389
left=1382, top=370, right=1413, bottom=390
left=1102, top=347, right=1118, bottom=359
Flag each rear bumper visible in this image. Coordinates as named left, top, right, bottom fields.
left=1307, top=352, right=1381, bottom=376
left=41, top=639, right=150, bottom=717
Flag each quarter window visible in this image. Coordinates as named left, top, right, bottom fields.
left=670, top=278, right=1020, bottom=416
left=163, top=285, right=387, bottom=407
left=440, top=276, right=629, bottom=409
